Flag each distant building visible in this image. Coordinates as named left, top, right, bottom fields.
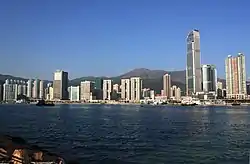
left=225, top=53, right=247, bottom=99
left=17, top=85, right=22, bottom=95
left=247, top=82, right=250, bottom=95
left=142, top=88, right=151, bottom=98
left=68, top=86, right=80, bottom=101
left=92, top=78, right=103, bottom=100
left=170, top=85, right=181, bottom=101
left=103, top=80, right=113, bottom=100
left=27, top=79, right=32, bottom=98
left=32, top=79, right=39, bottom=99
left=121, top=79, right=130, bottom=101
left=53, top=70, right=69, bottom=100
left=217, top=81, right=223, bottom=98
left=150, top=90, right=155, bottom=100
left=49, top=87, right=53, bottom=100
left=186, top=29, right=202, bottom=95
left=22, top=83, right=27, bottom=96
left=201, top=64, right=217, bottom=92
left=0, top=84, right=3, bottom=101
left=113, top=84, right=120, bottom=93
left=39, top=80, right=44, bottom=99
left=80, top=81, right=95, bottom=101
left=163, top=74, right=171, bottom=98
left=130, top=77, right=142, bottom=102
left=3, top=79, right=18, bottom=101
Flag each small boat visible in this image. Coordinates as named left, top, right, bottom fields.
left=36, top=100, right=55, bottom=106
left=181, top=103, right=198, bottom=106
left=231, top=102, right=241, bottom=106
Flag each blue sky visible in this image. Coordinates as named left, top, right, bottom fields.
left=0, top=0, right=249, bottom=80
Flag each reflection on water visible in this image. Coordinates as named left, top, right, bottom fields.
left=0, top=105, right=250, bottom=163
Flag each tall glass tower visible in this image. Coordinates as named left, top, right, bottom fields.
left=186, top=29, right=202, bottom=96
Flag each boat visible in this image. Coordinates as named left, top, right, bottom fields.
left=231, top=102, right=241, bottom=106
left=181, top=103, right=198, bottom=106
left=36, top=100, right=55, bottom=106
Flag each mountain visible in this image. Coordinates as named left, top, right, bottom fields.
left=0, top=74, right=51, bottom=85
left=69, top=68, right=186, bottom=94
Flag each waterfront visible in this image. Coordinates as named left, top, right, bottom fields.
left=0, top=104, right=250, bottom=163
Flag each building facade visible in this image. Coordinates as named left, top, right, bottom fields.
left=103, top=80, right=113, bottom=100
left=27, top=79, right=32, bottom=98
left=39, top=80, right=44, bottom=99
left=170, top=85, right=181, bottom=101
left=0, top=84, right=2, bottom=101
left=225, top=53, right=247, bottom=99
left=121, top=79, right=130, bottom=101
left=32, top=79, right=39, bottom=99
left=68, top=86, right=80, bottom=101
left=130, top=77, right=142, bottom=102
left=3, top=79, right=18, bottom=101
left=53, top=70, right=69, bottom=100
left=201, top=64, right=217, bottom=92
left=186, top=29, right=202, bottom=96
left=163, top=74, right=171, bottom=98
left=80, top=81, right=95, bottom=101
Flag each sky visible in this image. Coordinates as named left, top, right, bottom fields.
left=0, top=0, right=250, bottom=80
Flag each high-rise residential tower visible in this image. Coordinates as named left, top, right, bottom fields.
left=201, top=64, right=217, bottom=92
left=27, top=79, right=32, bottom=98
left=170, top=85, right=181, bottom=101
left=225, top=53, right=247, bottom=99
left=163, top=74, right=171, bottom=98
left=130, top=77, right=142, bottom=102
left=68, top=86, right=80, bottom=101
left=121, top=79, right=130, bottom=101
left=103, top=80, right=113, bottom=100
left=32, top=79, right=39, bottom=99
left=39, top=80, right=44, bottom=99
left=80, top=81, right=95, bottom=101
left=53, top=70, right=69, bottom=100
left=186, top=29, right=202, bottom=96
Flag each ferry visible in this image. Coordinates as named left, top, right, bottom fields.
left=36, top=100, right=55, bottom=106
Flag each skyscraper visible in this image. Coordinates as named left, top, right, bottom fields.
left=68, top=86, right=80, bottom=101
left=3, top=79, right=18, bottom=101
left=225, top=53, right=247, bottom=99
left=32, top=79, right=39, bottom=99
left=201, top=64, right=217, bottom=92
left=130, top=77, right=142, bottom=102
left=80, top=81, right=95, bottom=101
left=170, top=85, right=181, bottom=101
left=103, top=80, right=113, bottom=100
left=121, top=79, right=130, bottom=101
left=163, top=74, right=171, bottom=98
left=53, top=70, right=69, bottom=100
left=39, top=80, right=44, bottom=99
left=27, top=79, right=32, bottom=98
left=186, top=29, right=202, bottom=96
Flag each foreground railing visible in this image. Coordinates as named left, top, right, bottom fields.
left=0, top=135, right=65, bottom=164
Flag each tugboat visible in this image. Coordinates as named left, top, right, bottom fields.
left=36, top=100, right=55, bottom=106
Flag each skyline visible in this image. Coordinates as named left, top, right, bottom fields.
left=1, top=0, right=250, bottom=80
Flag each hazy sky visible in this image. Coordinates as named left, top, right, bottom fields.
left=0, top=0, right=250, bottom=80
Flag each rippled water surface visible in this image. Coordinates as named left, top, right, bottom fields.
left=1, top=104, right=250, bottom=163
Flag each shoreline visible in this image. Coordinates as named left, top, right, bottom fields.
left=1, top=101, right=250, bottom=107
